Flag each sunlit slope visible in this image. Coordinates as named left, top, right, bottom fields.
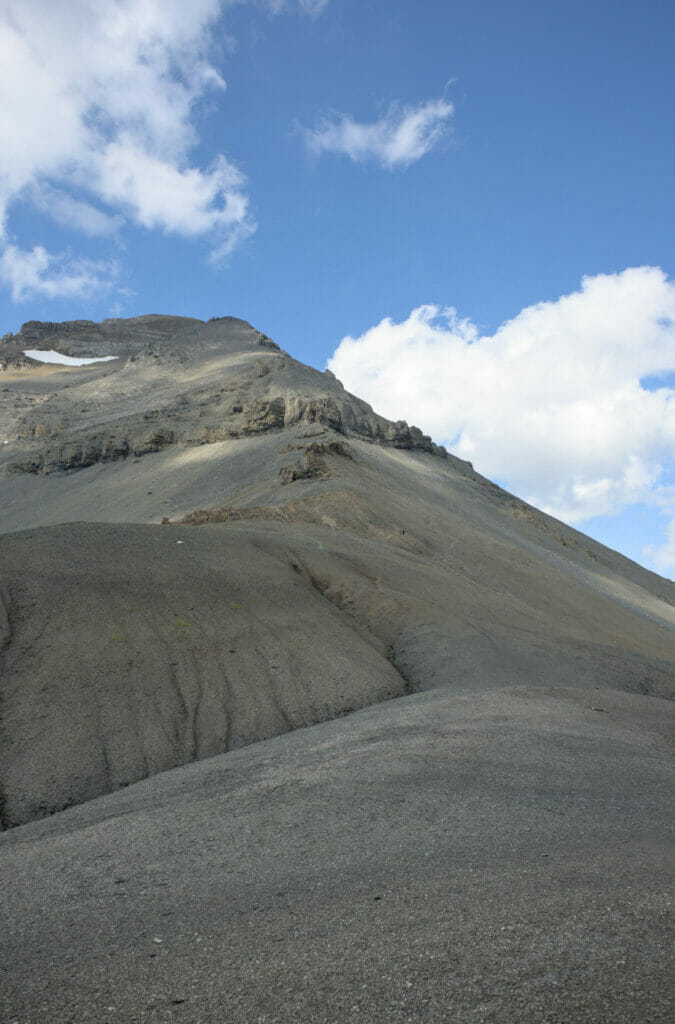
left=1, top=438, right=672, bottom=828
left=0, top=315, right=672, bottom=828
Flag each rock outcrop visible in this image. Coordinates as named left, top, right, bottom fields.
left=0, top=313, right=672, bottom=831
left=1, top=315, right=444, bottom=474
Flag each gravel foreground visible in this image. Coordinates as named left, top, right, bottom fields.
left=1, top=316, right=672, bottom=1022
left=1, top=685, right=672, bottom=1024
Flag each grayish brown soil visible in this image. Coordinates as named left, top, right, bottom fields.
left=0, top=315, right=672, bottom=1022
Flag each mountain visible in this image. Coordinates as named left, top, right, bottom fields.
left=0, top=315, right=672, bottom=1023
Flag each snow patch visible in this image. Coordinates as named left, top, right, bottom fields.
left=24, top=349, right=118, bottom=366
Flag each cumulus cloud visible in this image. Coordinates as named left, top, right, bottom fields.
left=303, top=97, right=454, bottom=169
left=0, top=244, right=118, bottom=302
left=94, top=141, right=250, bottom=238
left=328, top=267, right=675, bottom=568
left=0, top=0, right=332, bottom=301
left=0, top=0, right=265, bottom=298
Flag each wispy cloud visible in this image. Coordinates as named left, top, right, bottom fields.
left=303, top=97, right=454, bottom=169
left=29, top=186, right=124, bottom=238
left=328, top=266, right=675, bottom=572
left=265, top=0, right=330, bottom=13
left=0, top=244, right=118, bottom=303
left=297, top=0, right=330, bottom=15
left=0, top=0, right=329, bottom=301
left=645, top=517, right=675, bottom=576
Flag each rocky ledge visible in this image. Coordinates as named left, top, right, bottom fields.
left=2, top=315, right=447, bottom=475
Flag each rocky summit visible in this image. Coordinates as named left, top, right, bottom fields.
left=0, top=314, right=444, bottom=477
left=0, top=315, right=673, bottom=1024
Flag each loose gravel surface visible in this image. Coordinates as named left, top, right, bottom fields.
left=2, top=685, right=672, bottom=1023
left=1, top=316, right=672, bottom=1022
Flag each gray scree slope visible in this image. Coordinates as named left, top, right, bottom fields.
left=0, top=315, right=672, bottom=1023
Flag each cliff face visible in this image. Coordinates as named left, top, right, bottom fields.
left=1, top=315, right=446, bottom=476
left=0, top=314, right=673, bottom=830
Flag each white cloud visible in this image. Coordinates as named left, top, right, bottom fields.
left=0, top=0, right=259, bottom=296
left=297, top=0, right=330, bottom=14
left=29, top=186, right=123, bottom=237
left=94, top=140, right=250, bottom=238
left=0, top=0, right=332, bottom=301
left=265, top=0, right=329, bottom=13
left=0, top=244, right=117, bottom=302
left=645, top=518, right=675, bottom=577
left=303, top=97, right=454, bottom=169
left=328, top=266, right=675, bottom=536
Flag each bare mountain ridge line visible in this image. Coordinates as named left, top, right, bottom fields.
left=0, top=313, right=672, bottom=1024
left=1, top=313, right=214, bottom=363
left=1, top=314, right=447, bottom=475
left=0, top=313, right=673, bottom=833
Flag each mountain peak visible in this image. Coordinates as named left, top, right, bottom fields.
left=0, top=314, right=446, bottom=479
left=0, top=312, right=672, bottom=835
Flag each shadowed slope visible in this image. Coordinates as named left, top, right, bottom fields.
left=0, top=682, right=671, bottom=1023
left=0, top=314, right=673, bottom=1023
left=0, top=314, right=673, bottom=830
left=0, top=522, right=407, bottom=828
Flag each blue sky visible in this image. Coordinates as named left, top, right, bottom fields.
left=0, top=0, right=673, bottom=576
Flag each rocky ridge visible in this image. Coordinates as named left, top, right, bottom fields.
left=0, top=313, right=672, bottom=833
left=0, top=312, right=673, bottom=1024
left=1, top=315, right=446, bottom=475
